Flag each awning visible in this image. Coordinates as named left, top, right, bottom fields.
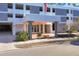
left=13, top=14, right=61, bottom=25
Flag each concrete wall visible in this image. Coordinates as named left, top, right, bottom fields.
left=55, top=9, right=67, bottom=15
left=0, top=3, right=8, bottom=11
left=57, top=23, right=66, bottom=33
left=0, top=3, right=8, bottom=21
left=73, top=10, right=79, bottom=16
left=0, top=13, right=8, bottom=21
left=15, top=24, right=24, bottom=32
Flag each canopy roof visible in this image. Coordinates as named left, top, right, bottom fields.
left=13, top=14, right=61, bottom=25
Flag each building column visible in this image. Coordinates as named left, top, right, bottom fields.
left=43, top=24, right=45, bottom=34
left=23, top=23, right=27, bottom=32
left=12, top=3, right=16, bottom=35
left=12, top=24, right=16, bottom=35
left=26, top=23, right=28, bottom=32
left=23, top=4, right=26, bottom=18
left=50, top=23, right=53, bottom=33
left=28, top=21, right=33, bottom=40
left=39, top=25, right=41, bottom=33
left=54, top=21, right=58, bottom=37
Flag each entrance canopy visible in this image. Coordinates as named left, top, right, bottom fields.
left=13, top=14, right=61, bottom=25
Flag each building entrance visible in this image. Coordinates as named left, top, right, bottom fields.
left=0, top=23, right=12, bottom=33
left=52, top=23, right=55, bottom=31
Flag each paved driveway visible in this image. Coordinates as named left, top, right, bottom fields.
left=0, top=32, right=15, bottom=43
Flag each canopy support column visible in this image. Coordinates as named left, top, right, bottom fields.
left=28, top=21, right=33, bottom=40
left=54, top=21, right=58, bottom=37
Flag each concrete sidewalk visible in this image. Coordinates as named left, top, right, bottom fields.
left=0, top=43, right=17, bottom=52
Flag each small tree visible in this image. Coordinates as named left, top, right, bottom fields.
left=64, top=25, right=77, bottom=36
left=64, top=20, right=77, bottom=37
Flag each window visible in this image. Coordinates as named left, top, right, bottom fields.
left=8, top=13, right=13, bottom=17
left=66, top=17, right=69, bottom=20
left=45, top=25, right=50, bottom=33
left=73, top=3, right=79, bottom=7
left=37, top=25, right=39, bottom=32
left=16, top=14, right=23, bottom=18
left=61, top=17, right=67, bottom=22
left=39, top=7, right=43, bottom=11
left=32, top=25, right=37, bottom=33
left=57, top=3, right=66, bottom=6
left=68, top=3, right=71, bottom=5
left=26, top=5, right=30, bottom=10
left=41, top=24, right=43, bottom=33
left=15, top=4, right=23, bottom=10
left=47, top=7, right=50, bottom=12
left=8, top=3, right=13, bottom=9
left=52, top=23, right=55, bottom=30
left=52, top=8, right=55, bottom=12
left=66, top=9, right=69, bottom=13
left=32, top=25, right=40, bottom=33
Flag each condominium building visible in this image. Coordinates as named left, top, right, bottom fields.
left=0, top=3, right=79, bottom=38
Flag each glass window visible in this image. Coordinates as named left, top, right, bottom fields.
left=32, top=25, right=40, bottom=33
left=73, top=3, right=79, bottom=7
left=39, top=7, right=43, bottom=11
left=16, top=14, right=23, bottom=18
left=26, top=5, right=30, bottom=10
left=34, top=25, right=36, bottom=32
left=8, top=3, right=13, bottom=9
left=52, top=8, right=55, bottom=12
left=66, top=17, right=69, bottom=20
left=8, top=13, right=13, bottom=17
left=37, top=25, right=39, bottom=32
left=45, top=25, right=49, bottom=33
left=66, top=9, right=69, bottom=13
left=15, top=4, right=23, bottom=10
left=47, top=7, right=50, bottom=12
left=57, top=3, right=66, bottom=5
left=52, top=23, right=55, bottom=30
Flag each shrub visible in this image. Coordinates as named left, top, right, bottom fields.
left=74, top=37, right=79, bottom=41
left=37, top=32, right=42, bottom=37
left=64, top=24, right=77, bottom=37
left=16, top=31, right=29, bottom=41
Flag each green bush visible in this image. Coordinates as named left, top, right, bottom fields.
left=16, top=31, right=29, bottom=41
left=74, top=37, right=79, bottom=41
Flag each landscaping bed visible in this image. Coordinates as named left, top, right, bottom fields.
left=15, top=40, right=71, bottom=48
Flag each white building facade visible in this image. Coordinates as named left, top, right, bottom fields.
left=0, top=3, right=79, bottom=38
